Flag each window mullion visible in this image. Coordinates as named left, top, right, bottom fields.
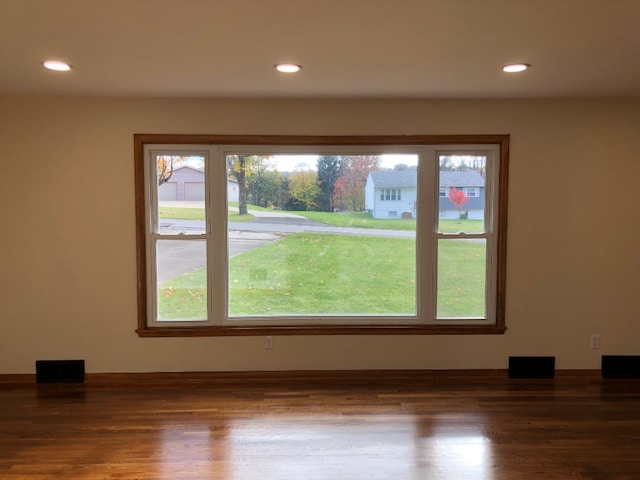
left=418, top=146, right=436, bottom=324
left=210, top=147, right=226, bottom=326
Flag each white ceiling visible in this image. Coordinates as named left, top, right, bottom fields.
left=1, top=0, right=639, bottom=99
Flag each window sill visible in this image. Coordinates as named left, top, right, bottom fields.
left=136, top=324, right=507, bottom=337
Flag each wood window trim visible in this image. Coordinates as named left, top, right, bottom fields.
left=134, top=134, right=509, bottom=337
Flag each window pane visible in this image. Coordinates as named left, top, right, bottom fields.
left=155, top=154, right=206, bottom=235
left=156, top=239, right=207, bottom=321
left=437, top=155, right=486, bottom=233
left=226, top=153, right=418, bottom=317
left=437, top=239, right=486, bottom=318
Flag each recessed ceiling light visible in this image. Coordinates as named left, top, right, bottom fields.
left=275, top=63, right=301, bottom=73
left=42, top=60, right=72, bottom=72
left=502, top=63, right=530, bottom=73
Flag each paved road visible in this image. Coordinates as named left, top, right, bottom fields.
left=161, top=216, right=414, bottom=239
left=156, top=211, right=414, bottom=282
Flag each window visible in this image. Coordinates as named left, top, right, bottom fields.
left=380, top=188, right=401, bottom=201
left=135, top=135, right=508, bottom=336
left=464, top=187, right=480, bottom=197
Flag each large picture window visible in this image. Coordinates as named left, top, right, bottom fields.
left=134, top=135, right=508, bottom=336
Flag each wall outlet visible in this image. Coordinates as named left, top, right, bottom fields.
left=265, top=336, right=274, bottom=350
left=590, top=334, right=601, bottom=349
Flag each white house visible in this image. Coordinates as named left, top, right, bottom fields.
left=365, top=169, right=485, bottom=219
left=158, top=166, right=239, bottom=202
left=365, top=170, right=418, bottom=219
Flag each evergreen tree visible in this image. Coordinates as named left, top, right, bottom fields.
left=316, top=155, right=342, bottom=211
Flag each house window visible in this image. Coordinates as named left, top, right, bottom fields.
left=464, top=187, right=479, bottom=197
left=380, top=189, right=401, bottom=201
left=380, top=188, right=400, bottom=201
left=135, top=134, right=508, bottom=336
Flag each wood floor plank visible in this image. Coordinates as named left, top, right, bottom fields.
left=1, top=378, right=639, bottom=479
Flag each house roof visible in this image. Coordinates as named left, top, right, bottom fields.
left=369, top=170, right=418, bottom=188
left=440, top=170, right=485, bottom=188
left=173, top=166, right=204, bottom=174
left=369, top=170, right=485, bottom=188
left=171, top=166, right=239, bottom=184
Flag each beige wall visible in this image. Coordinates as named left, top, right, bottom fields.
left=1, top=95, right=639, bottom=374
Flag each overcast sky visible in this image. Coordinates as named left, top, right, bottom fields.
left=273, top=154, right=419, bottom=171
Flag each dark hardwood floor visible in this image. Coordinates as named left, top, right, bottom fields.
left=1, top=374, right=639, bottom=479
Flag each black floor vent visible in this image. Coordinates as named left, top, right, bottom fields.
left=602, top=355, right=640, bottom=379
left=36, top=360, right=85, bottom=383
left=508, top=356, right=555, bottom=379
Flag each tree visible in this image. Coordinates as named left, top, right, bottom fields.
left=332, top=155, right=379, bottom=211
left=288, top=170, right=320, bottom=211
left=227, top=155, right=270, bottom=215
left=440, top=155, right=486, bottom=178
left=278, top=176, right=291, bottom=211
left=447, top=185, right=470, bottom=219
left=157, top=155, right=185, bottom=186
left=247, top=166, right=286, bottom=209
left=316, top=155, right=342, bottom=211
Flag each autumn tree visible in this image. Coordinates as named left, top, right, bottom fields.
left=287, top=169, right=320, bottom=211
left=447, top=185, right=470, bottom=219
left=316, top=155, right=342, bottom=212
left=332, top=155, right=379, bottom=211
left=157, top=156, right=185, bottom=186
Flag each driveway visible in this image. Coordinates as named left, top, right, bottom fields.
left=157, top=210, right=313, bottom=283
left=157, top=209, right=414, bottom=283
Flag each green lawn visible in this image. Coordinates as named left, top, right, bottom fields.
left=159, top=206, right=253, bottom=222
left=228, top=202, right=272, bottom=212
left=158, top=233, right=485, bottom=319
left=298, top=211, right=483, bottom=234
left=229, top=233, right=416, bottom=315
left=159, top=270, right=207, bottom=320
left=160, top=204, right=483, bottom=233
left=159, top=206, right=205, bottom=220
left=438, top=219, right=483, bottom=234
left=437, top=239, right=486, bottom=317
left=294, top=211, right=417, bottom=231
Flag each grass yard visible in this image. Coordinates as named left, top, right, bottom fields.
left=158, top=233, right=486, bottom=319
left=437, top=239, right=486, bottom=317
left=294, top=211, right=416, bottom=231
left=159, top=204, right=483, bottom=233
left=297, top=210, right=483, bottom=233
left=438, top=218, right=483, bottom=234
left=158, top=269, right=207, bottom=320
left=159, top=206, right=205, bottom=220
left=228, top=202, right=272, bottom=212
left=159, top=206, right=253, bottom=222
left=229, top=233, right=416, bottom=315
